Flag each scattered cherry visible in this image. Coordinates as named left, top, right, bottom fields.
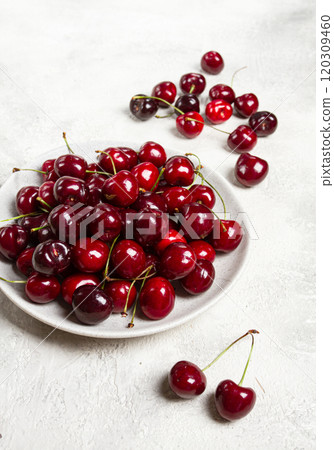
left=180, top=73, right=206, bottom=95
left=176, top=111, right=204, bottom=139
left=248, top=111, right=278, bottom=136
left=175, top=94, right=200, bottom=115
left=206, top=100, right=233, bottom=124
left=152, top=82, right=177, bottom=107
left=227, top=125, right=257, bottom=153
left=201, top=51, right=224, bottom=74
left=209, top=84, right=235, bottom=104
left=168, top=361, right=207, bottom=398
left=234, top=93, right=259, bottom=118
left=215, top=380, right=256, bottom=421
left=235, top=153, right=269, bottom=187
left=130, top=94, right=158, bottom=121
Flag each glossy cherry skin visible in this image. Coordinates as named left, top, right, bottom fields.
left=138, top=141, right=167, bottom=168
left=104, top=280, right=137, bottom=313
left=159, top=242, right=196, bottom=280
left=180, top=73, right=206, bottom=95
left=210, top=220, right=243, bottom=252
left=61, top=273, right=100, bottom=304
left=131, top=162, right=159, bottom=191
left=189, top=240, right=215, bottom=262
left=16, top=186, right=39, bottom=215
left=179, top=202, right=214, bottom=240
left=235, top=153, right=269, bottom=187
left=97, top=147, right=130, bottom=173
left=164, top=156, right=195, bottom=186
left=102, top=170, right=139, bottom=207
left=139, top=276, right=175, bottom=320
left=119, top=147, right=138, bottom=169
left=32, top=239, right=72, bottom=275
left=227, top=125, right=257, bottom=153
left=18, top=213, right=48, bottom=243
left=85, top=173, right=107, bottom=206
left=48, top=203, right=93, bottom=244
left=88, top=203, right=122, bottom=242
left=248, top=111, right=278, bottom=136
left=130, top=94, right=158, bottom=121
left=41, top=159, right=55, bottom=179
left=111, top=239, right=146, bottom=279
left=85, top=162, right=99, bottom=178
left=54, top=176, right=88, bottom=206
left=168, top=361, right=207, bottom=398
left=201, top=51, right=224, bottom=74
left=209, top=84, right=235, bottom=104
left=176, top=112, right=204, bottom=139
left=215, top=379, right=256, bottom=421
left=45, top=169, right=59, bottom=182
left=133, top=210, right=169, bottom=249
left=175, top=94, right=200, bottom=115
left=25, top=273, right=61, bottom=304
left=72, top=285, right=113, bottom=325
left=181, top=259, right=215, bottom=294
left=16, top=247, right=35, bottom=276
left=234, top=93, right=259, bottom=118
left=189, top=184, right=216, bottom=209
left=0, top=225, right=29, bottom=260
left=206, top=100, right=233, bottom=124
left=155, top=229, right=186, bottom=256
left=152, top=81, right=177, bottom=107
left=38, top=181, right=58, bottom=210
left=162, top=187, right=190, bottom=213
left=144, top=252, right=160, bottom=275
left=132, top=191, right=167, bottom=213
left=38, top=225, right=57, bottom=243
left=54, top=154, right=87, bottom=179
left=71, top=238, right=109, bottom=273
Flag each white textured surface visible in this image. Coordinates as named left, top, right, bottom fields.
left=0, top=0, right=315, bottom=449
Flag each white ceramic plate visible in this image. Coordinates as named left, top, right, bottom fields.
left=0, top=141, right=250, bottom=338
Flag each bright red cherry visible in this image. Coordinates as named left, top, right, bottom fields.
left=164, top=156, right=195, bottom=186
left=16, top=247, right=35, bottom=276
left=53, top=176, right=88, bottom=206
left=189, top=240, right=215, bottom=262
left=159, top=242, right=196, bottom=280
left=88, top=203, right=122, bottom=242
left=189, top=184, right=216, bottom=209
left=248, top=111, right=278, bottom=136
left=176, top=111, right=204, bottom=139
left=152, top=81, right=177, bottom=107
left=206, top=99, right=233, bottom=124
left=104, top=280, right=137, bottom=313
left=180, top=73, right=206, bottom=95
left=61, top=273, right=100, bottom=304
left=155, top=229, right=187, bottom=256
left=72, top=285, right=113, bottom=325
left=25, top=272, right=61, bottom=304
left=38, top=181, right=58, bottom=210
left=235, top=153, right=269, bottom=187
left=139, top=276, right=175, bottom=320
left=234, top=93, right=259, bottom=118
left=210, top=220, right=243, bottom=252
left=181, top=259, right=215, bottom=294
left=175, top=94, right=200, bottom=115
left=179, top=202, right=214, bottom=240
left=32, top=239, right=72, bottom=275
left=215, top=380, right=256, bottom=421
left=97, top=147, right=130, bottom=173
left=16, top=186, right=39, bottom=215
left=201, top=51, right=224, bottom=74
left=132, top=191, right=167, bottom=212
left=102, top=171, right=139, bottom=207
left=119, top=147, right=138, bottom=169
left=54, top=154, right=87, bottom=179
left=0, top=225, right=29, bottom=260
left=131, top=162, right=160, bottom=191
left=85, top=173, right=107, bottom=206
left=138, top=141, right=167, bottom=168
left=227, top=125, right=257, bottom=153
left=130, top=94, right=158, bottom=121
left=168, top=361, right=207, bottom=398
left=133, top=210, right=169, bottom=249
left=209, top=84, right=235, bottom=104
left=111, top=239, right=146, bottom=279
left=72, top=238, right=109, bottom=273
left=162, top=186, right=190, bottom=213
left=41, top=159, right=55, bottom=179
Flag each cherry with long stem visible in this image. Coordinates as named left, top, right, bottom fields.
left=95, top=150, right=117, bottom=175
left=230, top=66, right=247, bottom=89
left=150, top=168, right=165, bottom=192
left=101, top=235, right=120, bottom=290
left=122, top=265, right=153, bottom=317
left=63, top=132, right=75, bottom=154
left=0, top=212, right=41, bottom=223
left=0, top=277, right=26, bottom=284
left=127, top=266, right=153, bottom=327
left=133, top=96, right=184, bottom=115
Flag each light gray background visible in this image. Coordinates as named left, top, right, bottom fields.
left=0, top=0, right=315, bottom=448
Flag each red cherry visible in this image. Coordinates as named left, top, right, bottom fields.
left=131, top=162, right=160, bottom=191
left=16, top=186, right=39, bottom=215
left=176, top=111, right=204, bottom=139
left=189, top=240, right=215, bottom=262
left=168, top=361, right=207, bottom=398
left=227, top=125, right=257, bottom=153
left=155, top=229, right=187, bottom=256
left=16, top=247, right=35, bottom=276
left=85, top=162, right=99, bottom=179
left=97, top=147, right=130, bottom=173
left=54, top=154, right=87, bottom=179
left=32, top=239, right=72, bottom=275
left=175, top=94, right=200, bottom=115
left=45, top=170, right=59, bottom=182
left=0, top=225, right=29, bottom=260
left=209, top=84, right=235, bottom=104
left=132, top=191, right=167, bottom=213
left=130, top=94, right=158, bottom=121
left=41, top=159, right=55, bottom=180
left=61, top=273, right=100, bottom=304
left=206, top=100, right=233, bottom=124
left=38, top=181, right=58, bottom=210
left=179, top=202, right=214, bottom=240
left=181, top=259, right=215, bottom=294
left=133, top=210, right=169, bottom=249
left=53, top=176, right=88, bottom=206
left=88, top=203, right=122, bottom=242
left=139, top=276, right=175, bottom=320
left=215, top=380, right=256, bottom=421
left=160, top=242, right=196, bottom=280
left=144, top=253, right=160, bottom=274
left=180, top=73, right=206, bottom=95
left=72, top=238, right=109, bottom=273
left=48, top=204, right=93, bottom=244
left=162, top=186, right=190, bottom=213
left=152, top=81, right=177, bottom=107
left=189, top=184, right=216, bottom=209
left=201, top=51, right=224, bottom=74
left=111, top=239, right=146, bottom=279
left=235, top=153, right=269, bottom=187
left=102, top=171, right=139, bottom=207
left=85, top=173, right=107, bottom=206
left=38, top=225, right=57, bottom=243
left=72, top=285, right=113, bottom=325
left=25, top=273, right=61, bottom=303
left=138, top=141, right=167, bottom=168
left=119, top=147, right=138, bottom=169
left=18, top=213, right=48, bottom=243
left=248, top=111, right=278, bottom=136
left=164, top=156, right=195, bottom=186
left=210, top=220, right=243, bottom=252
left=234, top=93, right=259, bottom=118
left=104, top=280, right=137, bottom=313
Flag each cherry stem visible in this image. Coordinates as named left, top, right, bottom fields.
left=194, top=171, right=227, bottom=220
left=150, top=168, right=165, bottom=192
left=201, top=329, right=259, bottom=372
left=185, top=153, right=202, bottom=187
left=86, top=170, right=113, bottom=176
left=36, top=197, right=51, bottom=210
left=0, top=212, right=41, bottom=223
left=239, top=331, right=257, bottom=386
left=133, top=96, right=184, bottom=115
left=13, top=168, right=46, bottom=174
left=0, top=276, right=26, bottom=284
left=95, top=151, right=117, bottom=175
left=189, top=84, right=196, bottom=94
left=155, top=112, right=174, bottom=119
left=31, top=224, right=48, bottom=233
left=184, top=117, right=230, bottom=135
left=63, top=132, right=75, bottom=154
left=231, top=66, right=247, bottom=88
left=128, top=266, right=153, bottom=328
left=122, top=265, right=154, bottom=317
left=101, top=235, right=120, bottom=289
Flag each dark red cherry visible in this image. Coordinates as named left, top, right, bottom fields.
left=133, top=210, right=169, bottom=249
left=0, top=225, right=29, bottom=260
left=118, top=147, right=138, bottom=169
left=104, top=280, right=137, bottom=313
left=41, top=159, right=55, bottom=179
left=131, top=162, right=160, bottom=191
left=152, top=81, right=177, bottom=107
left=53, top=176, right=88, bottom=206
left=210, top=220, right=243, bottom=252
left=144, top=252, right=160, bottom=275
left=206, top=99, right=233, bottom=124
left=85, top=162, right=99, bottom=178
left=118, top=208, right=137, bottom=237
left=159, top=242, right=196, bottom=280
left=48, top=204, right=93, bottom=244
left=201, top=51, right=224, bottom=75
left=162, top=187, right=190, bottom=213
left=61, top=273, right=100, bottom=304
left=16, top=186, right=39, bottom=215
left=102, top=170, right=139, bottom=207
left=180, top=73, right=206, bottom=95
left=45, top=169, right=59, bottom=182
left=179, top=202, right=214, bottom=240
left=138, top=141, right=167, bottom=168
left=38, top=225, right=57, bottom=243
left=248, top=111, right=278, bottom=136
left=234, top=93, right=259, bottom=118
left=181, top=259, right=215, bottom=294
left=156, top=179, right=173, bottom=194
left=139, top=276, right=175, bottom=320
left=32, top=239, right=72, bottom=275
left=189, top=184, right=216, bottom=209
left=25, top=272, right=61, bottom=304
left=235, top=153, right=269, bottom=187
left=209, top=84, right=235, bottom=104
left=168, top=361, right=207, bottom=398
left=85, top=173, right=107, bottom=206
left=72, top=238, right=109, bottom=273
left=215, top=379, right=256, bottom=421
left=88, top=203, right=122, bottom=242
left=72, top=285, right=113, bottom=325
left=130, top=94, right=158, bottom=121
left=176, top=111, right=204, bottom=139
left=97, top=147, right=130, bottom=173
left=155, top=229, right=186, bottom=256
left=54, top=154, right=87, bottom=179
left=18, top=213, right=48, bottom=243
left=132, top=191, right=167, bottom=213
left=38, top=181, right=58, bottom=210
left=16, top=247, right=35, bottom=276
left=111, top=239, right=146, bottom=279
left=189, top=240, right=215, bottom=262
left=164, top=156, right=195, bottom=186
left=227, top=125, right=257, bottom=153
left=175, top=94, right=200, bottom=115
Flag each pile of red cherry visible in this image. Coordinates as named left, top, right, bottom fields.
left=130, top=50, right=278, bottom=187
left=0, top=136, right=243, bottom=328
